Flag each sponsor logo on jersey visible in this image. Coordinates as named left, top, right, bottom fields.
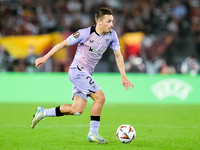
left=151, top=79, right=193, bottom=101
left=73, top=32, right=80, bottom=38
left=89, top=47, right=94, bottom=52
left=89, top=47, right=106, bottom=53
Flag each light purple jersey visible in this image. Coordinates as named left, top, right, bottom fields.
left=67, top=25, right=120, bottom=74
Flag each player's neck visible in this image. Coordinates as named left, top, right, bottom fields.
left=95, top=25, right=105, bottom=35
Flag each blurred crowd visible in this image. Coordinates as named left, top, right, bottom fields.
left=0, top=0, right=200, bottom=75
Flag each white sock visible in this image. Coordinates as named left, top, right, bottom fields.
left=89, top=120, right=100, bottom=134
left=44, top=108, right=56, bottom=117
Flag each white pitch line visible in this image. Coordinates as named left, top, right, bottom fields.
left=0, top=124, right=199, bottom=128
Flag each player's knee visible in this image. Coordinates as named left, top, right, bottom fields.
left=98, top=95, right=106, bottom=104
left=91, top=90, right=106, bottom=104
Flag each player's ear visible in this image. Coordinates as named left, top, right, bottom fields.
left=97, top=19, right=100, bottom=24
left=97, top=18, right=103, bottom=25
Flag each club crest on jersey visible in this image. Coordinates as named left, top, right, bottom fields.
left=73, top=32, right=80, bottom=38
left=106, top=39, right=110, bottom=44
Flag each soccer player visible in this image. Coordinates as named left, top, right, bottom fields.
left=31, top=7, right=133, bottom=144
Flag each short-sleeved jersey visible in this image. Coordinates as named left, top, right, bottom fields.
left=67, top=25, right=120, bottom=75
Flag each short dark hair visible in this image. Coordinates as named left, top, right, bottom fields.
left=95, top=7, right=113, bottom=22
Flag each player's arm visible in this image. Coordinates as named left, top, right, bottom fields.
left=35, top=39, right=70, bottom=68
left=114, top=49, right=134, bottom=90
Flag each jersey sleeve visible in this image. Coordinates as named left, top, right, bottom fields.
left=110, top=30, right=121, bottom=51
left=66, top=28, right=88, bottom=46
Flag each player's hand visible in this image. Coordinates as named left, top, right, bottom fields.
left=35, top=57, right=46, bottom=68
left=122, top=77, right=134, bottom=90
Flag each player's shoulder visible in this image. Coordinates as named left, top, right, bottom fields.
left=78, top=26, right=92, bottom=35
left=109, top=29, right=118, bottom=40
left=68, top=26, right=91, bottom=43
left=76, top=26, right=94, bottom=40
left=110, top=29, right=117, bottom=35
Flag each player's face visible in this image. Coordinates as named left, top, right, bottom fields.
left=100, top=15, right=113, bottom=33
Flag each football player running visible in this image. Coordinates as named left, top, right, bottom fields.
left=32, top=7, right=133, bottom=144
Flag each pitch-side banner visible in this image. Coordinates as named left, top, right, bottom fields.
left=0, top=73, right=199, bottom=104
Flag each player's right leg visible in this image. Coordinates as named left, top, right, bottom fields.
left=31, top=95, right=87, bottom=128
left=87, top=89, right=108, bottom=144
left=69, top=67, right=108, bottom=143
left=87, top=133, right=108, bottom=144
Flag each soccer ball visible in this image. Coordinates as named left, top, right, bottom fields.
left=116, top=124, right=136, bottom=143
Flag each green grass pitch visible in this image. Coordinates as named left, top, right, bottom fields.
left=0, top=103, right=200, bottom=150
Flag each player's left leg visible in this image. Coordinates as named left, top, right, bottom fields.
left=31, top=106, right=46, bottom=128
left=31, top=95, right=87, bottom=128
left=87, top=89, right=108, bottom=144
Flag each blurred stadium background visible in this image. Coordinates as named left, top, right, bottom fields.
left=0, top=0, right=200, bottom=103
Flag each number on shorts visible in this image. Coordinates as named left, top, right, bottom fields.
left=86, top=76, right=94, bottom=85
